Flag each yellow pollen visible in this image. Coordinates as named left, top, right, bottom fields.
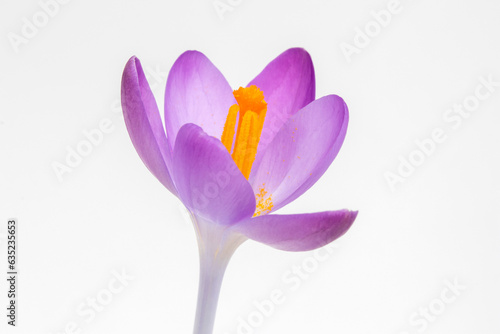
left=221, top=85, right=267, bottom=179
left=254, top=185, right=274, bottom=217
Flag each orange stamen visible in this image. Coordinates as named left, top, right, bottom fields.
left=221, top=104, right=239, bottom=153
left=221, top=85, right=267, bottom=179
left=221, top=85, right=273, bottom=215
left=232, top=111, right=256, bottom=175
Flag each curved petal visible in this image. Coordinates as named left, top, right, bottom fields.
left=249, top=95, right=349, bottom=212
left=164, top=51, right=235, bottom=150
left=233, top=210, right=357, bottom=251
left=121, top=56, right=177, bottom=195
left=248, top=48, right=315, bottom=168
left=172, top=123, right=256, bottom=225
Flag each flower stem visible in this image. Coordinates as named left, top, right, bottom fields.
left=191, top=214, right=245, bottom=334
left=193, top=251, right=229, bottom=333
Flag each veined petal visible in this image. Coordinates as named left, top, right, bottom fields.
left=121, top=56, right=177, bottom=195
left=233, top=210, right=357, bottom=251
left=172, top=124, right=256, bottom=225
left=250, top=95, right=349, bottom=212
left=164, top=51, right=235, bottom=151
left=248, top=48, right=315, bottom=169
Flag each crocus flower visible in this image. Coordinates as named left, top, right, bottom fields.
left=121, top=48, right=357, bottom=334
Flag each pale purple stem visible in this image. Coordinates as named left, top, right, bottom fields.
left=191, top=214, right=245, bottom=334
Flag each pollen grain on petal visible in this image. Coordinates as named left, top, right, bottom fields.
left=253, top=184, right=273, bottom=217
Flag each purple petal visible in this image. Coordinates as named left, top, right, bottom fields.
left=248, top=48, right=315, bottom=167
left=172, top=123, right=256, bottom=225
left=249, top=95, right=349, bottom=212
left=164, top=51, right=235, bottom=151
left=121, top=56, right=177, bottom=195
left=233, top=210, right=358, bottom=251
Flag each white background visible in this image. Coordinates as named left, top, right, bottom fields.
left=1, top=0, right=499, bottom=333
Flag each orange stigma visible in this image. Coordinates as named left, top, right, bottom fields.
left=221, top=85, right=267, bottom=179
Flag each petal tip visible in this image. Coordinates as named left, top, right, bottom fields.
left=285, top=47, right=312, bottom=59
left=337, top=209, right=358, bottom=234
left=122, top=56, right=143, bottom=86
left=176, top=50, right=207, bottom=63
left=125, top=55, right=140, bottom=71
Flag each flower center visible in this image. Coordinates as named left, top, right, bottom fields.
left=221, top=85, right=267, bottom=180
